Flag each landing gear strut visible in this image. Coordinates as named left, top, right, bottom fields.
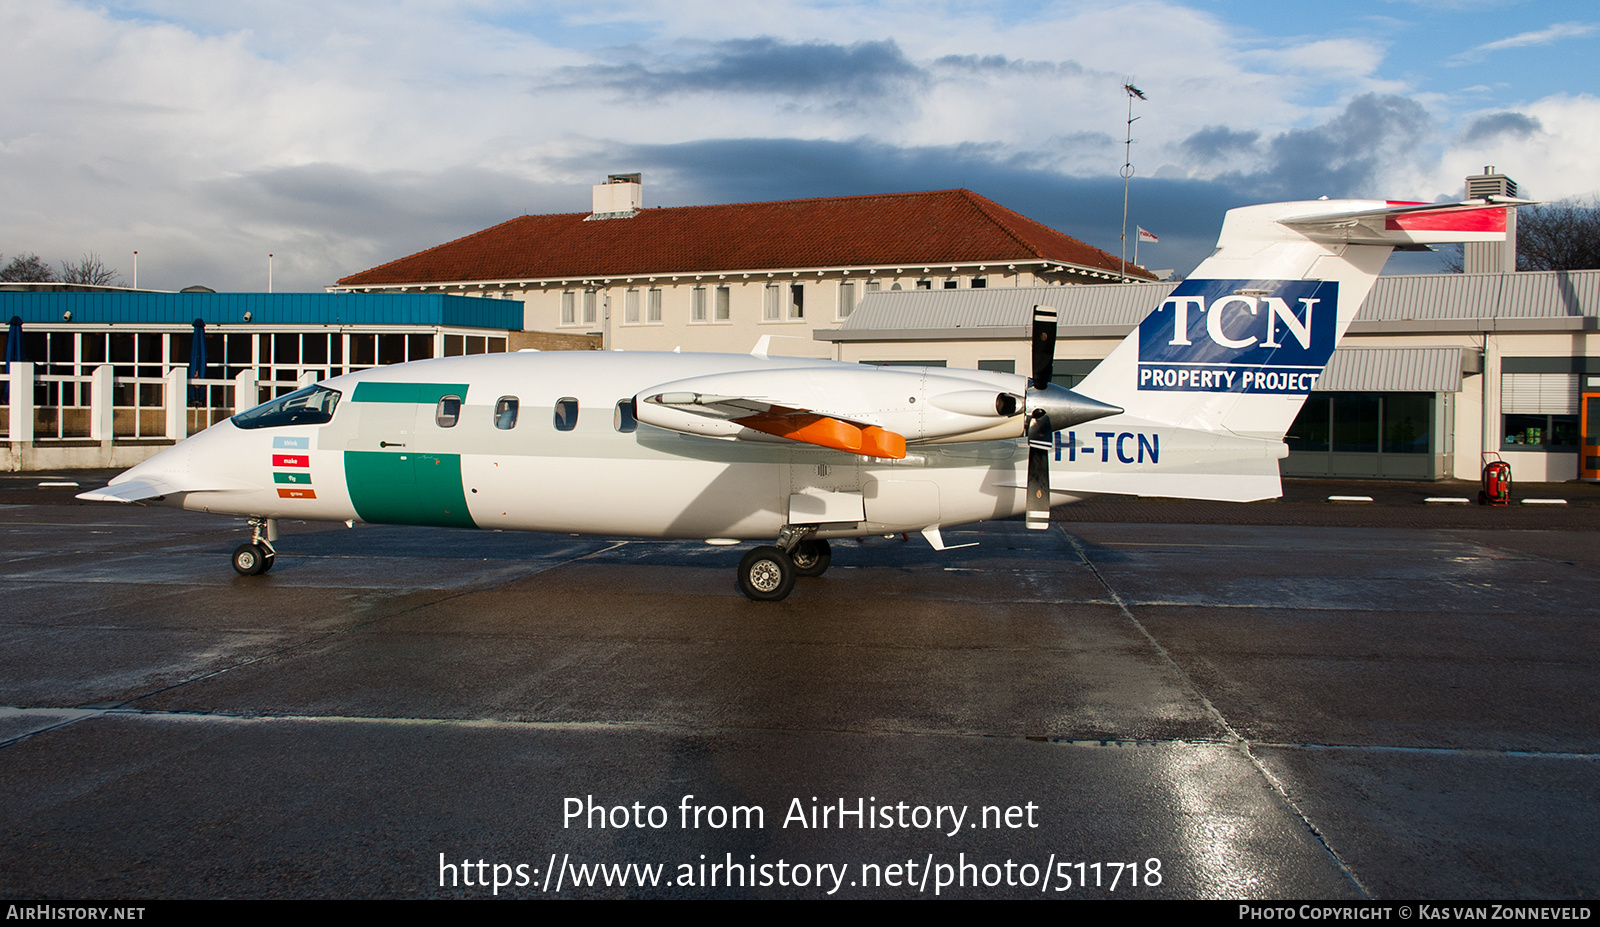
left=232, top=516, right=277, bottom=576
left=737, top=526, right=827, bottom=601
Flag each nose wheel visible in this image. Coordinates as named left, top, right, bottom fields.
left=232, top=516, right=278, bottom=576
left=232, top=543, right=275, bottom=575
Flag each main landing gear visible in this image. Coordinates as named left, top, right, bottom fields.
left=737, top=526, right=831, bottom=602
left=232, top=516, right=278, bottom=576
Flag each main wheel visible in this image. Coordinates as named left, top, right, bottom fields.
left=232, top=543, right=268, bottom=576
left=790, top=538, right=832, bottom=577
left=738, top=546, right=796, bottom=601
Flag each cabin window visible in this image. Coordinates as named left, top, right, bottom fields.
left=494, top=397, right=519, bottom=430
left=436, top=395, right=462, bottom=428
left=614, top=399, right=637, bottom=433
left=554, top=398, right=579, bottom=432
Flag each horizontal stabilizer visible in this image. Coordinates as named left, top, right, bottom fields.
left=1279, top=198, right=1533, bottom=247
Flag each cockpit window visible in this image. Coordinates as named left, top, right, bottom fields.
left=232, top=384, right=342, bottom=430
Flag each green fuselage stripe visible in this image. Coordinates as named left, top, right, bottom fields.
left=351, top=382, right=470, bottom=404
left=344, top=450, right=477, bottom=529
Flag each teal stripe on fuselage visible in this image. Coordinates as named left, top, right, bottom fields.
left=344, top=450, right=477, bottom=528
left=351, top=381, right=470, bottom=404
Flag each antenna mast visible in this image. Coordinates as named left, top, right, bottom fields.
left=1119, top=82, right=1146, bottom=282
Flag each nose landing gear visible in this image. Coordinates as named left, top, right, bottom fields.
left=232, top=516, right=278, bottom=576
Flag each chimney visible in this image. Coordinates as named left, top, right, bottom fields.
left=588, top=173, right=642, bottom=220
left=1463, top=166, right=1517, bottom=273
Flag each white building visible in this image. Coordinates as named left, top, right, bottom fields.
left=332, top=176, right=1154, bottom=356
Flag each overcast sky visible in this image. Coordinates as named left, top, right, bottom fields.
left=3, top=0, right=1596, bottom=292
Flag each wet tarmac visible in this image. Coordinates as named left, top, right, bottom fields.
left=0, top=474, right=1596, bottom=899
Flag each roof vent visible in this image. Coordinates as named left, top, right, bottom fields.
left=588, top=173, right=642, bottom=221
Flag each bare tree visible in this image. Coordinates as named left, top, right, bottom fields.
left=0, top=252, right=57, bottom=282
left=1438, top=197, right=1600, bottom=273
left=1516, top=197, right=1600, bottom=272
left=59, top=252, right=124, bottom=286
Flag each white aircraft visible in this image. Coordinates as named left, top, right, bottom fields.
left=80, top=196, right=1520, bottom=599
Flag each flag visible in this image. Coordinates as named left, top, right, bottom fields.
left=1137, top=227, right=1159, bottom=243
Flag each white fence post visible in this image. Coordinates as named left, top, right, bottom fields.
left=297, top=370, right=318, bottom=388
left=233, top=369, right=258, bottom=415
left=165, top=367, right=187, bottom=440
left=90, top=364, right=114, bottom=441
left=9, top=361, right=34, bottom=443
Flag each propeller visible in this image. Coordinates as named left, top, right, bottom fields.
left=1022, top=305, right=1123, bottom=529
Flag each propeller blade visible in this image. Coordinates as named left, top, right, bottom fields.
left=1025, top=417, right=1052, bottom=530
left=1031, top=305, right=1057, bottom=389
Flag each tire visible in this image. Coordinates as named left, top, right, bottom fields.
left=232, top=543, right=268, bottom=576
left=790, top=538, right=832, bottom=577
left=260, top=550, right=276, bottom=573
left=738, top=546, right=795, bottom=601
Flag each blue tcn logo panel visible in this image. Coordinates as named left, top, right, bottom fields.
left=1137, top=278, right=1338, bottom=394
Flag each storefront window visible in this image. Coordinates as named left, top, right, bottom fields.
left=1503, top=414, right=1578, bottom=449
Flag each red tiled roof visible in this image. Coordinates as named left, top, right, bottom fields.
left=336, top=189, right=1154, bottom=286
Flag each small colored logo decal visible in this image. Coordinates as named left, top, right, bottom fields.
left=272, top=436, right=310, bottom=449
left=277, top=488, right=317, bottom=499
left=272, top=454, right=310, bottom=468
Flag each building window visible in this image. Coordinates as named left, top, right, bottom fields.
left=764, top=284, right=781, bottom=321
left=624, top=289, right=640, bottom=324
left=944, top=278, right=959, bottom=289
left=866, top=280, right=881, bottom=293
left=647, top=288, right=662, bottom=323
left=915, top=279, right=931, bottom=290
left=554, top=398, right=579, bottom=432
left=582, top=290, right=598, bottom=325
left=1503, top=414, right=1579, bottom=449
left=715, top=286, right=731, bottom=322
left=972, top=276, right=987, bottom=288
left=978, top=359, right=1015, bottom=374
left=494, top=397, right=519, bottom=430
left=838, top=281, right=856, bottom=319
left=561, top=291, right=576, bottom=326
left=789, top=283, right=804, bottom=320
left=1286, top=393, right=1432, bottom=455
left=691, top=286, right=707, bottom=322
left=1501, top=371, right=1579, bottom=451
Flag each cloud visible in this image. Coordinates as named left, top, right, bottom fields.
left=1193, top=94, right=1433, bottom=200
left=554, top=37, right=926, bottom=101
left=1461, top=111, right=1542, bottom=143
left=1180, top=126, right=1261, bottom=164
left=1449, top=21, right=1599, bottom=63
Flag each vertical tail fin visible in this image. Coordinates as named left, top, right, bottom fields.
left=1075, top=197, right=1525, bottom=440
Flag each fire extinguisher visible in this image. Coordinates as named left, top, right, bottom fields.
left=1481, top=459, right=1512, bottom=506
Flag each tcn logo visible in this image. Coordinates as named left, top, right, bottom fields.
left=1137, top=278, right=1338, bottom=394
